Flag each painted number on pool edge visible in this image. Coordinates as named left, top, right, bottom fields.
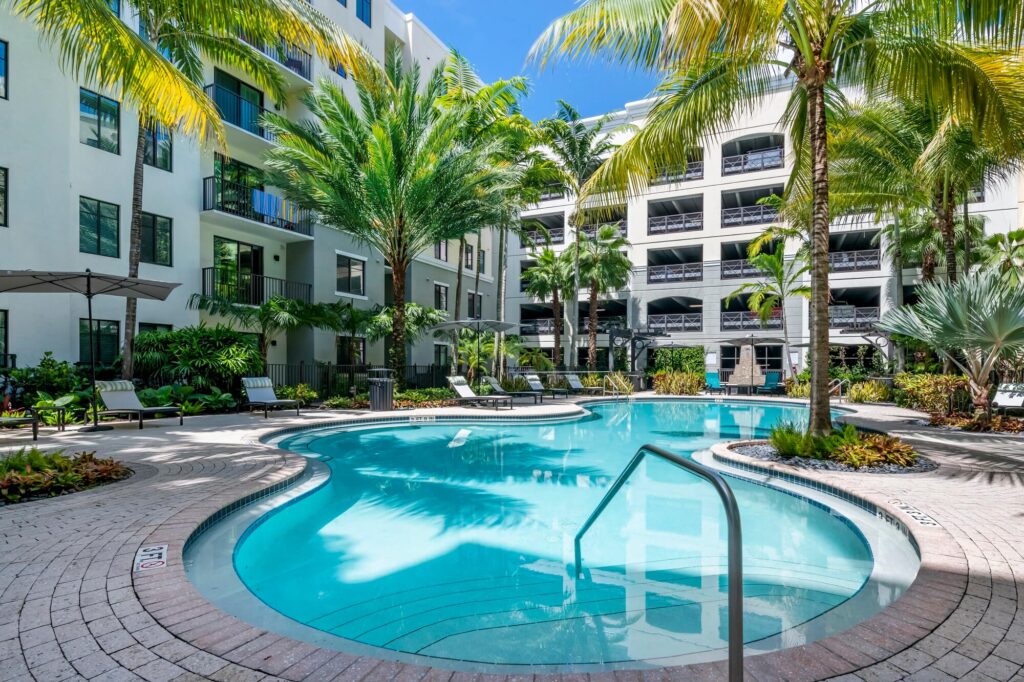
left=887, top=500, right=941, bottom=527
left=134, top=544, right=169, bottom=572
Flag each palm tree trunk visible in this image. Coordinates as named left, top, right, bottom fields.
left=922, top=249, right=937, bottom=283
left=390, top=262, right=408, bottom=389
left=962, top=197, right=972, bottom=276
left=567, top=211, right=580, bottom=369
left=937, top=180, right=958, bottom=283
left=587, top=280, right=598, bottom=369
left=552, top=290, right=562, bottom=369
left=473, top=231, right=483, bottom=302
left=806, top=82, right=832, bottom=436
left=451, top=237, right=466, bottom=375
left=494, top=225, right=507, bottom=379
left=891, top=215, right=906, bottom=372
left=121, top=120, right=148, bottom=380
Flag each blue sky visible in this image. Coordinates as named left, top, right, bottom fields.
left=397, top=0, right=660, bottom=121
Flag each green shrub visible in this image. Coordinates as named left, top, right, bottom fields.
left=606, top=371, right=635, bottom=394
left=579, top=373, right=603, bottom=388
left=322, top=394, right=370, bottom=410
left=500, top=376, right=530, bottom=392
left=651, top=347, right=704, bottom=374
left=832, top=434, right=918, bottom=468
left=133, top=324, right=263, bottom=393
left=0, top=448, right=131, bottom=503
left=768, top=423, right=809, bottom=458
left=652, top=371, right=705, bottom=395
left=848, top=380, right=892, bottom=403
left=893, top=373, right=968, bottom=415
left=6, top=353, right=87, bottom=408
left=276, top=384, right=319, bottom=407
left=769, top=423, right=860, bottom=460
left=785, top=380, right=811, bottom=398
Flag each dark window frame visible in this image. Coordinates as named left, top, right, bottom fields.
left=0, top=167, right=7, bottom=227
left=79, top=318, right=120, bottom=365
left=138, top=322, right=172, bottom=334
left=464, top=243, right=474, bottom=271
left=0, top=39, right=8, bottom=100
left=467, top=292, right=483, bottom=319
left=433, top=343, right=450, bottom=368
left=0, top=309, right=8, bottom=360
left=356, top=0, right=372, bottom=26
left=336, top=253, right=366, bottom=296
left=79, top=196, right=120, bottom=258
left=434, top=240, right=448, bottom=261
left=477, top=248, right=486, bottom=274
left=79, top=88, right=121, bottom=155
left=433, top=283, right=448, bottom=311
left=140, top=211, right=173, bottom=266
left=143, top=123, right=172, bottom=171
left=337, top=335, right=366, bottom=365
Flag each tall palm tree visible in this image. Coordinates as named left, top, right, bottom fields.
left=577, top=225, right=632, bottom=369
left=532, top=0, right=1024, bottom=435
left=726, top=250, right=810, bottom=379
left=523, top=247, right=573, bottom=369
left=538, top=101, right=618, bottom=368
left=980, top=229, right=1024, bottom=285
left=262, top=53, right=515, bottom=385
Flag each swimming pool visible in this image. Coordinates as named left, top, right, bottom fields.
left=187, top=399, right=920, bottom=671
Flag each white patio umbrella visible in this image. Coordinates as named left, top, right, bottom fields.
left=431, top=319, right=518, bottom=388
left=0, top=270, right=181, bottom=431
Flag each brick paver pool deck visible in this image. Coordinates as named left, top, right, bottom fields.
left=1, top=397, right=1022, bottom=682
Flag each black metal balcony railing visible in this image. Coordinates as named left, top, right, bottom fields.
left=648, top=313, right=703, bottom=333
left=203, top=177, right=313, bottom=236
left=202, top=267, right=312, bottom=305
left=721, top=204, right=778, bottom=227
left=648, top=212, right=704, bottom=235
left=581, top=317, right=627, bottom=333
left=721, top=311, right=783, bottom=331
left=539, top=185, right=565, bottom=201
left=647, top=263, right=703, bottom=284
left=722, top=146, right=784, bottom=175
left=521, top=227, right=565, bottom=247
left=0, top=353, right=16, bottom=369
left=580, top=221, right=627, bottom=238
left=829, top=249, right=881, bottom=272
left=720, top=259, right=766, bottom=279
left=829, top=306, right=880, bottom=330
left=205, top=84, right=275, bottom=142
left=522, top=319, right=557, bottom=335
left=652, top=161, right=704, bottom=184
left=242, top=36, right=312, bottom=81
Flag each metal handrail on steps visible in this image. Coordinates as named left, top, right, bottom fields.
left=572, top=444, right=744, bottom=681
left=830, top=378, right=851, bottom=402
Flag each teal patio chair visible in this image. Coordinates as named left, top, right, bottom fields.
left=756, top=371, right=784, bottom=395
left=705, top=371, right=727, bottom=395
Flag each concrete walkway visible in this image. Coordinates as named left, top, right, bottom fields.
left=0, top=397, right=1022, bottom=681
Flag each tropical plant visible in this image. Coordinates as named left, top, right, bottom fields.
left=532, top=0, right=1024, bottom=435
left=726, top=250, right=810, bottom=378
left=1, top=448, right=131, bottom=503
left=652, top=371, right=705, bottom=395
left=538, top=101, right=620, bottom=364
left=576, top=225, right=632, bottom=369
left=276, top=384, right=319, bottom=407
left=262, top=53, right=515, bottom=385
left=132, top=324, right=264, bottom=391
left=651, top=347, right=705, bottom=375
left=880, top=270, right=1024, bottom=422
left=892, top=373, right=969, bottom=416
left=979, top=229, right=1024, bottom=285
left=7, top=353, right=87, bottom=406
left=522, top=247, right=574, bottom=369
left=847, top=381, right=892, bottom=404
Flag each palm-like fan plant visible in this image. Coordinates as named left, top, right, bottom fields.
left=522, top=247, right=574, bottom=369
left=979, top=229, right=1024, bottom=285
left=532, top=0, right=1024, bottom=434
left=577, top=225, right=632, bottom=369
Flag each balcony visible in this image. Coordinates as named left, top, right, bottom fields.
left=829, top=249, right=880, bottom=272
left=720, top=259, right=766, bottom=279
left=581, top=317, right=627, bottom=333
left=580, top=221, right=627, bottom=238
left=829, top=306, right=880, bottom=330
left=652, top=161, right=704, bottom=184
left=205, top=84, right=275, bottom=142
left=647, top=263, right=703, bottom=284
left=522, top=319, right=557, bottom=335
left=648, top=212, right=703, bottom=235
left=721, top=311, right=782, bottom=331
left=521, top=227, right=565, bottom=247
left=202, top=177, right=313, bottom=238
left=722, top=146, right=784, bottom=175
left=202, top=267, right=312, bottom=305
left=721, top=204, right=778, bottom=227
left=648, top=313, right=703, bottom=333
left=539, top=185, right=565, bottom=201
left=242, top=37, right=312, bottom=82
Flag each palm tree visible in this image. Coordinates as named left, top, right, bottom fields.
left=187, top=294, right=337, bottom=366
left=522, top=247, right=573, bottom=369
left=262, top=53, right=515, bottom=385
left=532, top=0, right=1024, bottom=435
left=538, top=101, right=618, bottom=368
left=979, top=229, right=1024, bottom=285
left=577, top=225, right=632, bottom=369
left=726, top=250, right=810, bottom=379
left=879, top=269, right=1024, bottom=423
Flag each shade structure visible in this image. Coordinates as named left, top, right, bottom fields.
left=724, top=335, right=787, bottom=387
left=0, top=270, right=181, bottom=431
left=430, top=319, right=518, bottom=388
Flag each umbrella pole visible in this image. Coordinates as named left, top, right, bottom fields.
left=80, top=270, right=113, bottom=433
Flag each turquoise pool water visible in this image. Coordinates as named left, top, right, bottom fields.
left=231, top=400, right=903, bottom=668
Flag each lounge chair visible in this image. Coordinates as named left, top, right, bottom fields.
left=524, top=374, right=570, bottom=398
left=447, top=376, right=512, bottom=410
left=705, top=371, right=727, bottom=395
left=756, top=371, right=784, bottom=395
left=992, top=383, right=1024, bottom=414
left=0, top=411, right=39, bottom=441
left=565, top=373, right=604, bottom=395
left=483, top=376, right=542, bottom=404
left=241, top=377, right=300, bottom=418
left=96, top=380, right=184, bottom=429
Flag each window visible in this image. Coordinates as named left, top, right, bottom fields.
left=337, top=336, right=366, bottom=365
left=434, top=283, right=448, bottom=311
left=356, top=0, right=372, bottom=26
left=467, top=292, right=483, bottom=319
left=79, top=319, right=120, bottom=365
left=0, top=167, right=6, bottom=227
left=335, top=63, right=347, bottom=79
left=139, top=323, right=172, bottom=334
left=719, top=345, right=782, bottom=373
left=336, top=253, right=365, bottom=296
left=213, top=236, right=264, bottom=304
left=107, top=0, right=120, bottom=15
left=0, top=310, right=8, bottom=366
left=0, top=40, right=7, bottom=99
left=143, top=123, right=172, bottom=171
left=434, top=241, right=448, bottom=261
left=433, top=344, right=450, bottom=368
left=477, top=249, right=486, bottom=274
left=79, top=88, right=120, bottom=154
left=79, top=197, right=119, bottom=258
left=337, top=0, right=347, bottom=5
left=140, top=212, right=172, bottom=266
left=465, top=244, right=474, bottom=270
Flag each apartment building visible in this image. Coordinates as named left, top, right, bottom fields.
left=0, top=0, right=495, bottom=373
left=511, top=89, right=1020, bottom=376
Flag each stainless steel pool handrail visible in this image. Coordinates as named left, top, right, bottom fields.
left=573, top=444, right=744, bottom=681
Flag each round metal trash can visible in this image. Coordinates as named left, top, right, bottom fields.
left=368, top=369, right=395, bottom=411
